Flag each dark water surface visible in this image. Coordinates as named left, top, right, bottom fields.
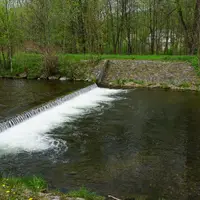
left=0, top=79, right=89, bottom=121
left=0, top=81, right=200, bottom=199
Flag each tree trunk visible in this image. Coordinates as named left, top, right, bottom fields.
left=197, top=0, right=200, bottom=66
left=175, top=0, right=197, bottom=55
left=1, top=47, right=7, bottom=69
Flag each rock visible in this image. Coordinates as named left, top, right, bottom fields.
left=100, top=59, right=200, bottom=91
left=60, top=77, right=67, bottom=81
left=27, top=76, right=38, bottom=80
left=40, top=74, right=48, bottom=79
left=19, top=72, right=27, bottom=79
left=75, top=78, right=82, bottom=81
left=50, top=196, right=60, bottom=200
left=48, top=75, right=60, bottom=80
left=67, top=198, right=85, bottom=200
left=39, top=193, right=61, bottom=200
left=38, top=192, right=85, bottom=200
left=68, top=171, right=77, bottom=175
left=85, top=78, right=92, bottom=82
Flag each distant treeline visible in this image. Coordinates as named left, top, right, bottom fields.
left=0, top=0, right=200, bottom=70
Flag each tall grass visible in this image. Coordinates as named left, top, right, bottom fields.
left=0, top=176, right=104, bottom=200
left=0, top=176, right=47, bottom=192
left=12, top=53, right=43, bottom=78
left=0, top=176, right=47, bottom=200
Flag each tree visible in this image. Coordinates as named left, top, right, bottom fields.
left=0, top=0, right=199, bottom=56
left=0, top=0, right=19, bottom=71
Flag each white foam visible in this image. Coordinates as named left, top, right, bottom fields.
left=0, top=87, right=123, bottom=156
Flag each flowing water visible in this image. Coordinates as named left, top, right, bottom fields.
left=0, top=79, right=200, bottom=200
left=0, top=79, right=89, bottom=122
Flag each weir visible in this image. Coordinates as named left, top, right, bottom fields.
left=0, top=84, right=122, bottom=155
left=0, top=84, right=97, bottom=133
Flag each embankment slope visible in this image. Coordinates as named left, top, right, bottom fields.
left=101, top=60, right=200, bottom=91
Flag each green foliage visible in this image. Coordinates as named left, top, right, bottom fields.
left=59, top=55, right=90, bottom=80
left=59, top=54, right=101, bottom=62
left=43, top=53, right=59, bottom=76
left=115, top=79, right=126, bottom=86
left=160, top=83, right=170, bottom=89
left=114, top=79, right=144, bottom=86
left=0, top=176, right=47, bottom=200
left=23, top=176, right=47, bottom=192
left=131, top=79, right=145, bottom=85
left=191, top=57, right=200, bottom=76
left=162, top=55, right=200, bottom=77
left=0, top=1, right=23, bottom=70
left=0, top=176, right=47, bottom=192
left=12, top=53, right=42, bottom=78
left=88, top=54, right=102, bottom=64
left=67, top=187, right=104, bottom=200
left=178, top=82, right=191, bottom=88
left=1, top=53, right=200, bottom=79
left=0, top=0, right=199, bottom=57
left=0, top=177, right=103, bottom=200
left=162, top=55, right=194, bottom=62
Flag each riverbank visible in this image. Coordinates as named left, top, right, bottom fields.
left=0, top=53, right=100, bottom=82
left=100, top=59, right=200, bottom=92
left=1, top=53, right=200, bottom=91
left=0, top=176, right=104, bottom=200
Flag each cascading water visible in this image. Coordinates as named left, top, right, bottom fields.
left=0, top=84, right=97, bottom=133
left=0, top=84, right=123, bottom=156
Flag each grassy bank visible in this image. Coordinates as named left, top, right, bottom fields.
left=63, top=53, right=195, bottom=61
left=0, top=53, right=99, bottom=80
left=0, top=176, right=104, bottom=200
left=0, top=53, right=199, bottom=80
left=62, top=53, right=198, bottom=65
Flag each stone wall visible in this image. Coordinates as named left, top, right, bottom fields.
left=100, top=60, right=200, bottom=91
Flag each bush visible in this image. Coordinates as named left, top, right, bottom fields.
left=43, top=53, right=59, bottom=76
left=59, top=55, right=90, bottom=80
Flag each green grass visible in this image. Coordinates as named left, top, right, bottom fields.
left=59, top=54, right=200, bottom=77
left=46, top=54, right=200, bottom=76
left=178, top=82, right=191, bottom=88
left=67, top=187, right=104, bottom=200
left=61, top=53, right=195, bottom=61
left=12, top=53, right=43, bottom=78
left=0, top=176, right=47, bottom=200
left=0, top=52, right=98, bottom=79
left=1, top=53, right=200, bottom=78
left=0, top=176, right=104, bottom=200
left=159, top=83, right=171, bottom=89
left=114, top=79, right=145, bottom=86
left=0, top=176, right=47, bottom=192
left=58, top=54, right=93, bottom=79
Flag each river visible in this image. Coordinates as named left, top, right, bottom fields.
left=0, top=79, right=200, bottom=199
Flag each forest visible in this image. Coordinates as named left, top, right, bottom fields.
left=1, top=0, right=200, bottom=71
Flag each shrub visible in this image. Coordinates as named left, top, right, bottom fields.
left=43, top=53, right=59, bottom=76
left=59, top=55, right=90, bottom=80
